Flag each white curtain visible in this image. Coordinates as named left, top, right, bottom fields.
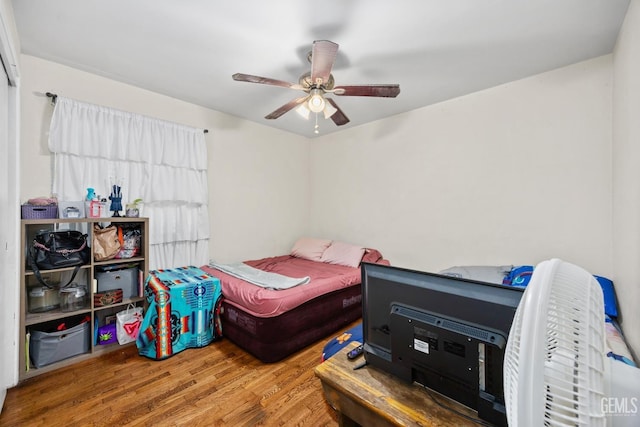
left=48, top=96, right=209, bottom=269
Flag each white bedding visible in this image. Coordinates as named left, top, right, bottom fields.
left=208, top=261, right=310, bottom=290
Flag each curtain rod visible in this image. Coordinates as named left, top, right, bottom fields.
left=44, top=91, right=209, bottom=133
left=45, top=91, right=57, bottom=104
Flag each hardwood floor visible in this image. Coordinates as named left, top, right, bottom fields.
left=0, top=330, right=346, bottom=426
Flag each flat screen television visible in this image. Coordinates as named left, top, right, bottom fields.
left=361, top=262, right=524, bottom=427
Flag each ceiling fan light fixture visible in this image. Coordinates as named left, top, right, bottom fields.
left=296, top=103, right=311, bottom=119
left=323, top=100, right=337, bottom=119
left=308, top=89, right=325, bottom=113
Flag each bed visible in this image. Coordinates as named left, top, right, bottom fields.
left=201, top=238, right=388, bottom=362
left=438, top=264, right=638, bottom=368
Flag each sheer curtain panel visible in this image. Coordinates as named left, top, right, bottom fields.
left=48, top=96, right=209, bottom=269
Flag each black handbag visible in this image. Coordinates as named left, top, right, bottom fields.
left=32, top=230, right=90, bottom=270
left=29, top=230, right=90, bottom=288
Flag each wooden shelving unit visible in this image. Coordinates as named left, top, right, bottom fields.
left=19, top=217, right=149, bottom=380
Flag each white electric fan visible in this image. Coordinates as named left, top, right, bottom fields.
left=503, top=258, right=640, bottom=427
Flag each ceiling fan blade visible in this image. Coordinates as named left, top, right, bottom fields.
left=333, top=84, right=400, bottom=97
left=265, top=96, right=309, bottom=120
left=326, top=98, right=350, bottom=126
left=310, top=40, right=339, bottom=87
left=232, top=73, right=304, bottom=90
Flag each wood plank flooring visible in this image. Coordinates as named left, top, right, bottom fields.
left=0, top=328, right=347, bottom=426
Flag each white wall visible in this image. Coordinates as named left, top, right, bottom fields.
left=18, top=55, right=311, bottom=263
left=0, top=0, right=21, bottom=408
left=311, top=56, right=613, bottom=278
left=208, top=120, right=311, bottom=262
left=613, top=0, right=640, bottom=358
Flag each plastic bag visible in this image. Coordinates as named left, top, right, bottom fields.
left=116, top=304, right=143, bottom=345
left=115, top=225, right=141, bottom=259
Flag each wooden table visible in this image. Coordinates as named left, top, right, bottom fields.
left=315, top=342, right=479, bottom=426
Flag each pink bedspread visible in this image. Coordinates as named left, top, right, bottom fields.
left=201, top=254, right=382, bottom=318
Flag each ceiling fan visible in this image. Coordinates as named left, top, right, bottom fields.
left=232, top=40, right=400, bottom=129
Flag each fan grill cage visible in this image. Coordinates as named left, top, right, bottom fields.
left=504, top=259, right=606, bottom=427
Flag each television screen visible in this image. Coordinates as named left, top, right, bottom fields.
left=361, top=262, right=524, bottom=427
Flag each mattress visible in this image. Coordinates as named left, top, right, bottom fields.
left=201, top=249, right=386, bottom=362
left=440, top=264, right=637, bottom=367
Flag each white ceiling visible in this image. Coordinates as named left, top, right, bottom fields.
left=11, top=0, right=630, bottom=138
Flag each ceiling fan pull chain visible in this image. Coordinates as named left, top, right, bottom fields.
left=314, top=113, right=320, bottom=134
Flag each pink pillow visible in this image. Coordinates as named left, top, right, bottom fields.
left=290, top=237, right=332, bottom=261
left=362, top=248, right=383, bottom=264
left=320, top=241, right=366, bottom=268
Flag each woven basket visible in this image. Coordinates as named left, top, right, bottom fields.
left=21, top=204, right=58, bottom=219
